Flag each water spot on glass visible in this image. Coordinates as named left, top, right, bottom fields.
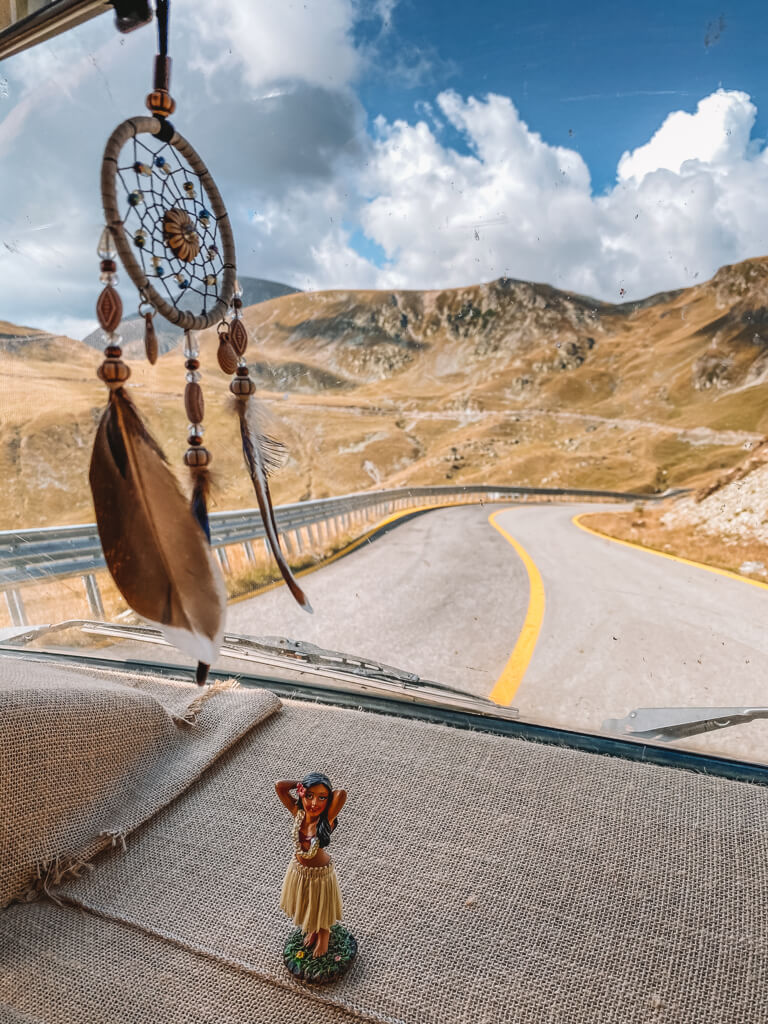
left=0, top=78, right=8, bottom=100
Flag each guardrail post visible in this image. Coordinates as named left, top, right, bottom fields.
left=216, top=547, right=231, bottom=573
left=4, top=589, right=27, bottom=627
left=243, top=541, right=256, bottom=564
left=82, top=573, right=105, bottom=619
left=283, top=532, right=297, bottom=557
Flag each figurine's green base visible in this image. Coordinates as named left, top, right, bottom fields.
left=283, top=924, right=358, bottom=985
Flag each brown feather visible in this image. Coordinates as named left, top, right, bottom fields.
left=234, top=395, right=312, bottom=612
left=89, top=388, right=227, bottom=669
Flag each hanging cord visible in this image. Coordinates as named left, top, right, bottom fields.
left=156, top=0, right=169, bottom=59
left=147, top=0, right=175, bottom=136
left=152, top=0, right=171, bottom=92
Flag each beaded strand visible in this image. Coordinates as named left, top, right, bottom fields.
left=95, top=227, right=128, bottom=388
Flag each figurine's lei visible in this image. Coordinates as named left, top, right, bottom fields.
left=293, top=809, right=319, bottom=860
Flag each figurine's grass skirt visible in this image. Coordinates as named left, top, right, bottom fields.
left=280, top=858, right=342, bottom=934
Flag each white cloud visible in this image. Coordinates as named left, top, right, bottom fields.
left=353, top=88, right=768, bottom=302
left=617, top=89, right=757, bottom=182
left=181, top=0, right=361, bottom=93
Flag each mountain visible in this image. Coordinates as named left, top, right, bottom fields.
left=3, top=257, right=768, bottom=528
left=81, top=276, right=301, bottom=359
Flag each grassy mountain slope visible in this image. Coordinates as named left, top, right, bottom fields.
left=3, top=258, right=768, bottom=528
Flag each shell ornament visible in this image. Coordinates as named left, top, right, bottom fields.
left=163, top=207, right=200, bottom=262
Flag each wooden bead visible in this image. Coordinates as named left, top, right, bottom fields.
left=216, top=336, right=238, bottom=375
left=105, top=345, right=122, bottom=358
left=97, top=360, right=130, bottom=385
left=229, top=317, right=248, bottom=356
left=230, top=377, right=256, bottom=396
left=146, top=89, right=176, bottom=117
left=185, top=358, right=200, bottom=371
left=236, top=365, right=249, bottom=377
left=100, top=259, right=116, bottom=273
left=233, top=297, right=243, bottom=309
left=144, top=313, right=158, bottom=365
left=184, top=381, right=205, bottom=423
left=184, top=446, right=211, bottom=467
left=96, top=285, right=122, bottom=333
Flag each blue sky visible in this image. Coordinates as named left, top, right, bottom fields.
left=358, top=0, right=767, bottom=192
left=1, top=0, right=768, bottom=334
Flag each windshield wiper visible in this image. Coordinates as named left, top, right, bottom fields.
left=603, top=706, right=768, bottom=742
left=0, top=619, right=518, bottom=721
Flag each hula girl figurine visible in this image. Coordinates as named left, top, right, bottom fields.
left=275, top=773, right=357, bottom=984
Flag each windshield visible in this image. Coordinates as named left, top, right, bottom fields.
left=3, top=1, right=768, bottom=766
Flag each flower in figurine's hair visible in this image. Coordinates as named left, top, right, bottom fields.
left=296, top=783, right=306, bottom=797
left=334, top=955, right=342, bottom=962
left=295, top=950, right=305, bottom=959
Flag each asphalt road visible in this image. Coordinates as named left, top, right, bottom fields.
left=227, top=504, right=529, bottom=693
left=228, top=501, right=768, bottom=762
left=496, top=503, right=768, bottom=761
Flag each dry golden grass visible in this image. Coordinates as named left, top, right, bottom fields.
left=227, top=528, right=364, bottom=602
left=0, top=516, right=377, bottom=633
left=581, top=505, right=768, bottom=582
left=4, top=255, right=768, bottom=531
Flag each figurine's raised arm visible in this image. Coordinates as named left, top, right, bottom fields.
left=328, top=788, right=347, bottom=828
left=275, top=780, right=299, bottom=815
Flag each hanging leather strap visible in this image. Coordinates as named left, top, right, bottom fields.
left=153, top=0, right=171, bottom=92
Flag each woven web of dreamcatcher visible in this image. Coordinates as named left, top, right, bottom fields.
left=115, top=133, right=226, bottom=318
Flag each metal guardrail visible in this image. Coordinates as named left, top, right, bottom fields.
left=0, top=483, right=675, bottom=625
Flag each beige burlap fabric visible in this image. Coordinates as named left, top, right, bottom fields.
left=0, top=900, right=360, bottom=1024
left=4, top=661, right=768, bottom=1022
left=38, top=694, right=768, bottom=1024
left=0, top=659, right=280, bottom=908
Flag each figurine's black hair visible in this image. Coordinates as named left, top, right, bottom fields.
left=297, top=771, right=336, bottom=848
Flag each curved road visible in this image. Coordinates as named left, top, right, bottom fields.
left=228, top=502, right=768, bottom=762
left=228, top=505, right=529, bottom=693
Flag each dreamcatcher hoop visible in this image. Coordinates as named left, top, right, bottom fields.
left=101, top=115, right=237, bottom=329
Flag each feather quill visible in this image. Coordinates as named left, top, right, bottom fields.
left=89, top=387, right=227, bottom=679
left=234, top=395, right=312, bottom=612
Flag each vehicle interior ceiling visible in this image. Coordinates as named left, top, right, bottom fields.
left=3, top=1, right=768, bottom=1022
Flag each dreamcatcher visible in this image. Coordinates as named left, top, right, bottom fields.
left=90, top=0, right=311, bottom=685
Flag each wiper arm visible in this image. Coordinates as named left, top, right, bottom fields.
left=222, top=633, right=471, bottom=695
left=0, top=619, right=518, bottom=720
left=603, top=706, right=768, bottom=742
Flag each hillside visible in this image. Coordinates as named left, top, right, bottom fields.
left=81, top=276, right=301, bottom=359
left=3, top=257, right=768, bottom=528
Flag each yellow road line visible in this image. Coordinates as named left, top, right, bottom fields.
left=228, top=500, right=478, bottom=606
left=572, top=513, right=768, bottom=592
left=488, top=509, right=546, bottom=706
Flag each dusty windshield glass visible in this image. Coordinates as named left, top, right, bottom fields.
left=2, top=2, right=768, bottom=765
